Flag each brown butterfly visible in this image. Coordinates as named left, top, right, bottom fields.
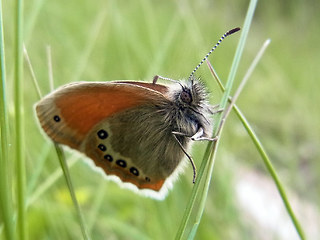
left=36, top=28, right=240, bottom=199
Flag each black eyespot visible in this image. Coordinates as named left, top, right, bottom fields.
left=97, top=129, right=108, bottom=139
left=53, top=115, right=61, bottom=122
left=145, top=177, right=151, bottom=182
left=104, top=154, right=113, bottom=162
left=98, top=144, right=107, bottom=151
left=130, top=167, right=139, bottom=176
left=180, top=90, right=192, bottom=104
left=116, top=159, right=127, bottom=168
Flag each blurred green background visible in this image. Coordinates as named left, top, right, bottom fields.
left=2, top=0, right=320, bottom=239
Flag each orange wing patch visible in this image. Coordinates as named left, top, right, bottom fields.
left=56, top=82, right=167, bottom=134
left=36, top=82, right=167, bottom=148
left=55, top=85, right=149, bottom=135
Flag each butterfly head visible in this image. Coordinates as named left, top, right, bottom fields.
left=164, top=75, right=212, bottom=139
left=175, top=75, right=210, bottom=113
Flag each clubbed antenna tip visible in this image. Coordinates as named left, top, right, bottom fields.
left=226, top=27, right=241, bottom=36
left=188, top=27, right=241, bottom=80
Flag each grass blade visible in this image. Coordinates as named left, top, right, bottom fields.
left=46, top=46, right=54, bottom=92
left=207, top=40, right=305, bottom=239
left=71, top=9, right=107, bottom=83
left=14, top=0, right=27, bottom=239
left=220, top=39, right=271, bottom=121
left=44, top=46, right=90, bottom=240
left=175, top=0, right=258, bottom=239
left=24, top=35, right=91, bottom=239
left=0, top=0, right=15, bottom=239
left=54, top=144, right=91, bottom=240
left=23, top=45, right=42, bottom=99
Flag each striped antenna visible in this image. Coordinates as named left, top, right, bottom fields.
left=188, top=27, right=240, bottom=80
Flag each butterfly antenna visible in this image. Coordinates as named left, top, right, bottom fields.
left=188, top=27, right=240, bottom=81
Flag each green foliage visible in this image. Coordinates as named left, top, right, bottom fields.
left=1, top=0, right=319, bottom=239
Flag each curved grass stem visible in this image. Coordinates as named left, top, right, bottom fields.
left=206, top=44, right=305, bottom=240
left=175, top=1, right=258, bottom=239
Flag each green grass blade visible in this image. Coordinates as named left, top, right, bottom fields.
left=218, top=1, right=257, bottom=114
left=14, top=0, right=27, bottom=239
left=38, top=45, right=90, bottom=240
left=238, top=113, right=305, bottom=239
left=191, top=0, right=259, bottom=233
left=175, top=0, right=258, bottom=239
left=0, top=0, right=15, bottom=239
left=24, top=28, right=90, bottom=238
left=54, top=144, right=91, bottom=240
left=23, top=46, right=42, bottom=99
left=24, top=0, right=47, bottom=43
left=71, top=9, right=107, bottom=83
left=207, top=43, right=306, bottom=239
left=235, top=108, right=305, bottom=239
left=46, top=46, right=54, bottom=92
left=221, top=39, right=271, bottom=121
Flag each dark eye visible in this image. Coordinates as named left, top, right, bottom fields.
left=180, top=90, right=192, bottom=104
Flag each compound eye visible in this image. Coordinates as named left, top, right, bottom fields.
left=180, top=90, right=192, bottom=104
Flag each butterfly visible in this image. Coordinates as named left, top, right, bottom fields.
left=36, top=27, right=240, bottom=199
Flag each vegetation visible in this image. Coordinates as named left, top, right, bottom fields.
left=1, top=0, right=319, bottom=239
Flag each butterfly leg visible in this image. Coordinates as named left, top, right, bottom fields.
left=191, top=127, right=218, bottom=142
left=172, top=133, right=197, bottom=183
left=211, top=104, right=220, bottom=110
left=172, top=127, right=218, bottom=142
left=209, top=104, right=224, bottom=115
left=172, top=127, right=218, bottom=183
left=153, top=75, right=180, bottom=85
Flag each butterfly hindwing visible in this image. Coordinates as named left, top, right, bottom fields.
left=81, top=119, right=167, bottom=191
left=36, top=81, right=181, bottom=193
